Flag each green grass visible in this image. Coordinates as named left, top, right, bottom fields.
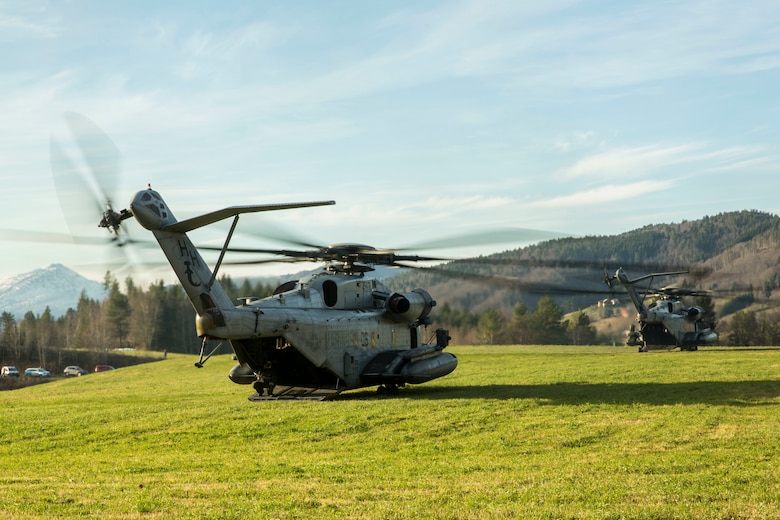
left=2, top=345, right=780, bottom=519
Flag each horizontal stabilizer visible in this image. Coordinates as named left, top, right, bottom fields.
left=163, top=200, right=335, bottom=233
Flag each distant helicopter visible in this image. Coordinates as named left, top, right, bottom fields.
left=608, top=268, right=717, bottom=352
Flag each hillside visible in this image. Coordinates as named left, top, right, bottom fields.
left=386, top=210, right=780, bottom=320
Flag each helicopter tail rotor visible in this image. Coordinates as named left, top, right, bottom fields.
left=51, top=112, right=133, bottom=242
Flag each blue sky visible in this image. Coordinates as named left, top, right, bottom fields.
left=2, top=1, right=780, bottom=282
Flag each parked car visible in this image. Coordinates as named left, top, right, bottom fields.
left=63, top=365, right=88, bottom=377
left=24, top=367, right=51, bottom=378
left=94, top=365, right=115, bottom=372
left=1, top=365, right=20, bottom=377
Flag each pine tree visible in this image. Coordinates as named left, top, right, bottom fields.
left=103, top=275, right=130, bottom=350
left=476, top=308, right=505, bottom=345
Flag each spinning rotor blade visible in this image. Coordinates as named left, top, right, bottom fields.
left=420, top=264, right=618, bottom=296
left=50, top=137, right=105, bottom=236
left=0, top=228, right=119, bottom=246
left=215, top=246, right=449, bottom=267
left=51, top=112, right=124, bottom=233
left=207, top=226, right=573, bottom=269
left=654, top=288, right=707, bottom=297
left=46, top=113, right=164, bottom=275
left=62, top=111, right=121, bottom=207
left=396, top=227, right=571, bottom=252
left=448, top=257, right=708, bottom=275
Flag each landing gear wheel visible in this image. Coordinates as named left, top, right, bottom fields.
left=377, top=384, right=399, bottom=397
left=253, top=379, right=276, bottom=397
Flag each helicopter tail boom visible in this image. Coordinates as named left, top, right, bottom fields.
left=130, top=188, right=234, bottom=316
left=130, top=187, right=336, bottom=319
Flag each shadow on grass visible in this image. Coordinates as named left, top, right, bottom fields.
left=344, top=380, right=780, bottom=406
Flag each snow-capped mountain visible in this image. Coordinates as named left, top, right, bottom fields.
left=0, top=264, right=107, bottom=318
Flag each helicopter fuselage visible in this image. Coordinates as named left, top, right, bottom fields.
left=205, top=272, right=456, bottom=391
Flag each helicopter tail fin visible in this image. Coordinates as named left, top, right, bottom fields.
left=129, top=187, right=336, bottom=317
left=130, top=188, right=234, bottom=316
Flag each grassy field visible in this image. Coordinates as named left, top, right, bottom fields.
left=1, top=345, right=779, bottom=519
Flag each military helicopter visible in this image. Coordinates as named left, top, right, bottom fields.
left=608, top=267, right=717, bottom=352
left=123, top=187, right=458, bottom=400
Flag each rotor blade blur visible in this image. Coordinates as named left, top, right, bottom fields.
left=397, top=227, right=571, bottom=252
left=222, top=257, right=311, bottom=266
left=0, top=228, right=113, bottom=246
left=421, top=265, right=618, bottom=296
left=235, top=221, right=324, bottom=249
left=63, top=112, right=120, bottom=205
left=198, top=246, right=320, bottom=258
left=50, top=137, right=104, bottom=234
left=453, top=257, right=709, bottom=276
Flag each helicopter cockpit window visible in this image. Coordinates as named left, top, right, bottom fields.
left=323, top=280, right=338, bottom=307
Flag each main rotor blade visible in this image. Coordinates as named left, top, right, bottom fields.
left=234, top=222, right=325, bottom=250
left=222, top=257, right=312, bottom=266
left=200, top=244, right=449, bottom=264
left=234, top=225, right=570, bottom=258
left=420, top=265, right=618, bottom=296
left=450, top=257, right=710, bottom=276
left=397, top=227, right=571, bottom=251
left=0, top=228, right=113, bottom=246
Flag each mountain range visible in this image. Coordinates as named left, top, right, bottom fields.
left=0, top=264, right=107, bottom=318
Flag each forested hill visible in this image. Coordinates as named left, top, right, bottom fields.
left=516, top=209, right=780, bottom=267
left=386, top=210, right=780, bottom=317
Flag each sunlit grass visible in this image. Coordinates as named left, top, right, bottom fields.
left=2, top=345, right=779, bottom=519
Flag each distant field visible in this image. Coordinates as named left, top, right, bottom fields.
left=2, top=345, right=779, bottom=519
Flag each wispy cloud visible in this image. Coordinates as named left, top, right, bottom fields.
left=556, top=143, right=780, bottom=183
left=559, top=144, right=704, bottom=180
left=0, top=10, right=60, bottom=39
left=531, top=180, right=676, bottom=209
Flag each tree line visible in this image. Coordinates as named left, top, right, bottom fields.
left=725, top=309, right=780, bottom=346
left=434, top=296, right=600, bottom=346
left=0, top=273, right=276, bottom=370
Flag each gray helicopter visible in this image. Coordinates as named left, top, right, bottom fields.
left=609, top=268, right=717, bottom=352
left=127, top=187, right=457, bottom=400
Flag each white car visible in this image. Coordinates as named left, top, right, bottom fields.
left=63, top=366, right=88, bottom=377
left=1, top=365, right=20, bottom=377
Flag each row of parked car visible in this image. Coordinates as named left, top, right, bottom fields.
left=1, top=365, right=115, bottom=378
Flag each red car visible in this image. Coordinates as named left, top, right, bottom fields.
left=94, top=365, right=115, bottom=372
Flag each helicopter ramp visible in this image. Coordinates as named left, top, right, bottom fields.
left=248, top=386, right=343, bottom=401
